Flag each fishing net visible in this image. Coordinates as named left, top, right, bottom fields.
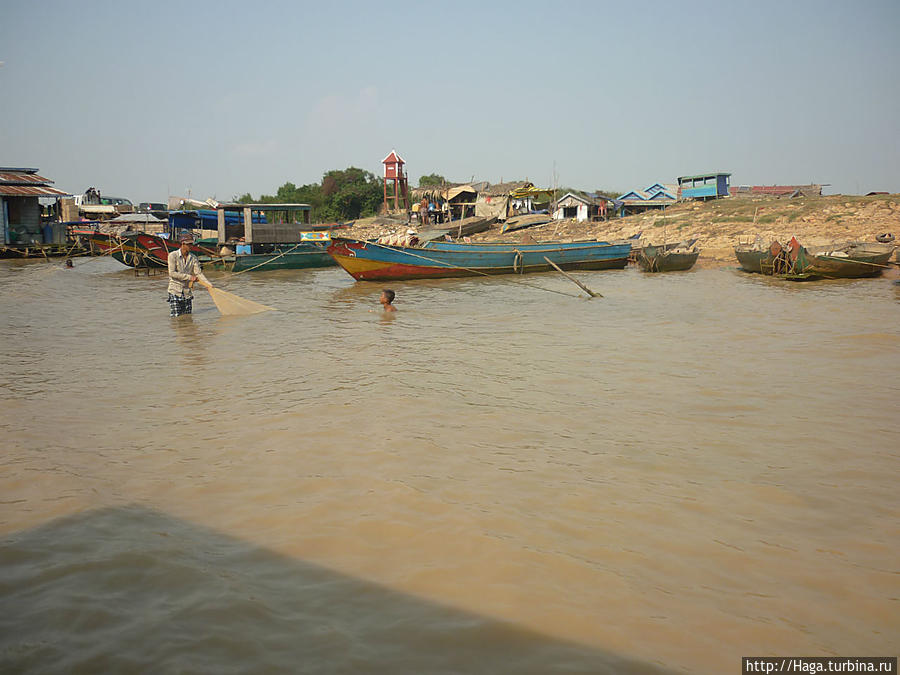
left=206, top=287, right=274, bottom=316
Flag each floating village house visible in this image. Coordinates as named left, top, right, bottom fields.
left=552, top=192, right=612, bottom=222
left=677, top=172, right=731, bottom=200
left=616, top=183, right=677, bottom=217
left=1, top=167, right=71, bottom=245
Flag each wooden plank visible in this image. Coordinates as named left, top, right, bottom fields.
left=217, top=208, right=226, bottom=244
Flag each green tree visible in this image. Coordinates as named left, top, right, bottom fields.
left=241, top=167, right=386, bottom=222
left=419, top=173, right=446, bottom=187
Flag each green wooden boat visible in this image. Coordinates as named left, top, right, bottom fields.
left=637, top=244, right=700, bottom=272
left=734, top=246, right=772, bottom=273
left=229, top=243, right=335, bottom=272
left=803, top=242, right=895, bottom=278
left=740, top=239, right=895, bottom=280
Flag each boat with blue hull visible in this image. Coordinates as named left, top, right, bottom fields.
left=327, top=237, right=632, bottom=281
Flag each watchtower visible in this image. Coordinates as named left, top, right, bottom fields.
left=382, top=149, right=409, bottom=213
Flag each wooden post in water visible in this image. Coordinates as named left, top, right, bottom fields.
left=543, top=256, right=601, bottom=298
left=217, top=208, right=226, bottom=244
left=243, top=207, right=253, bottom=244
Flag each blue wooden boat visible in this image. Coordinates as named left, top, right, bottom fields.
left=327, top=237, right=632, bottom=281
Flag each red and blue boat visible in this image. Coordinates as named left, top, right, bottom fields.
left=327, top=237, right=632, bottom=281
left=82, top=230, right=218, bottom=268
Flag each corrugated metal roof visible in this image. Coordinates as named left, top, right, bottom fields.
left=0, top=185, right=72, bottom=197
left=0, top=171, right=54, bottom=185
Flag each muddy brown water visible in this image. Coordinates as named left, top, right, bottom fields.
left=1, top=257, right=898, bottom=673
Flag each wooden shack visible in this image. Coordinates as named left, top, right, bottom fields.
left=0, top=167, right=71, bottom=245
left=214, top=203, right=312, bottom=245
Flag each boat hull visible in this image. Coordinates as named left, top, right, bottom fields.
left=231, top=245, right=335, bottom=272
left=734, top=248, right=770, bottom=273
left=806, top=250, right=894, bottom=278
left=89, top=231, right=219, bottom=268
left=638, top=246, right=700, bottom=272
left=327, top=237, right=631, bottom=281
left=735, top=241, right=894, bottom=280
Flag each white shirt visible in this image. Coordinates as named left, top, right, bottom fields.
left=167, top=249, right=208, bottom=297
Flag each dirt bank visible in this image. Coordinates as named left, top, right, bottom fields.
left=345, top=194, right=900, bottom=267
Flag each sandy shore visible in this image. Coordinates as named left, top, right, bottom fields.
left=346, top=193, right=900, bottom=272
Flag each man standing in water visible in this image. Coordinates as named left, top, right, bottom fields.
left=167, top=233, right=211, bottom=317
left=380, top=289, right=397, bottom=312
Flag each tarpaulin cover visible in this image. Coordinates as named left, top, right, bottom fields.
left=475, top=194, right=508, bottom=220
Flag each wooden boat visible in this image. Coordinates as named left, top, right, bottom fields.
left=416, top=216, right=496, bottom=242
left=0, top=243, right=88, bottom=259
left=86, top=231, right=217, bottom=269
left=740, top=238, right=895, bottom=280
left=229, top=242, right=335, bottom=272
left=632, top=237, right=696, bottom=263
left=85, top=231, right=148, bottom=266
left=734, top=244, right=772, bottom=273
left=803, top=242, right=895, bottom=279
left=637, top=244, right=700, bottom=272
left=500, top=214, right=552, bottom=234
left=326, top=237, right=632, bottom=281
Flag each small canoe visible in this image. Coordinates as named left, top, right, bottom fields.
left=803, top=242, right=895, bottom=279
left=633, top=238, right=697, bottom=262
left=416, top=216, right=497, bottom=242
left=637, top=244, right=700, bottom=273
left=500, top=214, right=552, bottom=234
left=735, top=246, right=771, bottom=273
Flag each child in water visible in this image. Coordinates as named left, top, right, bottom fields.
left=380, top=289, right=396, bottom=312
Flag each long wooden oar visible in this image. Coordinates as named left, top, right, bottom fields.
left=543, top=256, right=601, bottom=298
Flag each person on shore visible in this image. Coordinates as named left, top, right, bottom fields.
left=420, top=198, right=429, bottom=226
left=380, top=289, right=396, bottom=312
left=167, top=233, right=211, bottom=317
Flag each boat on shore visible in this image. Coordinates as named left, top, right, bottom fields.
left=637, top=243, right=700, bottom=272
left=803, top=242, right=895, bottom=279
left=735, top=239, right=895, bottom=280
left=632, top=238, right=697, bottom=264
left=416, top=216, right=496, bottom=242
left=500, top=214, right=552, bottom=234
left=326, top=237, right=632, bottom=281
left=734, top=242, right=773, bottom=273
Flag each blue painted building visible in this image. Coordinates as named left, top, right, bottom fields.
left=616, top=184, right=676, bottom=217
left=677, top=172, right=731, bottom=200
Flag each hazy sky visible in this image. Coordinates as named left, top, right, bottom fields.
left=1, top=0, right=898, bottom=200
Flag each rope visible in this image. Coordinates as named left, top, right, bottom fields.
left=361, top=240, right=584, bottom=299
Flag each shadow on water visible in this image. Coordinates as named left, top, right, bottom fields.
left=0, top=506, right=673, bottom=675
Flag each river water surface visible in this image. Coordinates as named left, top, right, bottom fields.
left=1, top=257, right=898, bottom=674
